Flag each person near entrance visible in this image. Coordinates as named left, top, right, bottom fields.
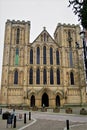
left=43, top=103, right=45, bottom=108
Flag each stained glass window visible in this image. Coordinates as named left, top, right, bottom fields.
left=70, top=72, right=74, bottom=85
left=56, top=50, right=60, bottom=65
left=36, top=68, right=40, bottom=84
left=50, top=68, right=54, bottom=84
left=14, top=70, right=18, bottom=84
left=50, top=47, right=53, bottom=65
left=57, top=69, right=60, bottom=84
left=43, top=68, right=47, bottom=84
left=43, top=46, right=46, bottom=64
left=37, top=47, right=40, bottom=64
left=16, top=28, right=20, bottom=44
left=30, top=49, right=33, bottom=64
left=29, top=68, right=33, bottom=84
left=69, top=48, right=73, bottom=67
left=15, top=48, right=19, bottom=65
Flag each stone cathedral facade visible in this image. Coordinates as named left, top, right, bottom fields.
left=1, top=20, right=86, bottom=108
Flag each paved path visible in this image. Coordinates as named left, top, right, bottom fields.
left=22, top=119, right=81, bottom=130
left=69, top=124, right=87, bottom=130
left=0, top=109, right=87, bottom=130
left=31, top=111, right=87, bottom=122
left=0, top=115, right=33, bottom=130
left=23, top=119, right=66, bottom=130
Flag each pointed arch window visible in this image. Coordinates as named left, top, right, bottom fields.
left=68, top=30, right=72, bottom=48
left=14, top=70, right=18, bottom=84
left=42, top=93, right=49, bottom=107
left=15, top=48, right=19, bottom=65
left=37, top=47, right=40, bottom=64
left=43, top=46, right=46, bottom=64
left=29, top=68, right=33, bottom=84
left=67, top=30, right=73, bottom=67
left=30, top=49, right=33, bottom=64
left=69, top=48, right=73, bottom=67
left=36, top=68, right=40, bottom=84
left=16, top=28, right=20, bottom=44
left=50, top=68, right=54, bottom=84
left=57, top=69, right=60, bottom=84
left=56, top=50, right=60, bottom=65
left=70, top=72, right=74, bottom=85
left=43, top=68, right=47, bottom=84
left=56, top=95, right=60, bottom=107
left=50, top=47, right=53, bottom=65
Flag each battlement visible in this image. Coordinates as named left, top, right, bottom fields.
left=57, top=23, right=79, bottom=27
left=54, top=23, right=80, bottom=35
left=6, top=19, right=30, bottom=25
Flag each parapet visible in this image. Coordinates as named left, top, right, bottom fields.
left=6, top=19, right=30, bottom=25
left=54, top=23, right=80, bottom=34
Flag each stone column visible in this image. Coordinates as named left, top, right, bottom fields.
left=25, top=21, right=30, bottom=45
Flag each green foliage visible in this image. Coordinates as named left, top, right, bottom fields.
left=81, top=1, right=87, bottom=29
left=68, top=0, right=87, bottom=29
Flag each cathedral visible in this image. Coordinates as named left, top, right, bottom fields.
left=1, top=20, right=86, bottom=108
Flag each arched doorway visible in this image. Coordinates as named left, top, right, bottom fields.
left=30, top=95, right=35, bottom=107
left=56, top=95, right=60, bottom=107
left=42, top=93, right=49, bottom=107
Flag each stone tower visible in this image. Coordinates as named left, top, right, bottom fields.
left=1, top=20, right=30, bottom=105
left=54, top=23, right=86, bottom=104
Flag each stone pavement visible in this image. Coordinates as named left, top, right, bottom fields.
left=0, top=114, right=33, bottom=130
left=70, top=124, right=87, bottom=130
left=0, top=110, right=87, bottom=130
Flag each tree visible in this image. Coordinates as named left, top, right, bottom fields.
left=68, top=0, right=87, bottom=79
left=68, top=0, right=87, bottom=29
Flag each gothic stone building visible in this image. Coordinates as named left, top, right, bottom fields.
left=1, top=20, right=86, bottom=108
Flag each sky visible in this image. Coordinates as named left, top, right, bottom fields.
left=0, top=0, right=79, bottom=87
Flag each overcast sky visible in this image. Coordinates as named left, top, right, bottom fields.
left=0, top=0, right=79, bottom=86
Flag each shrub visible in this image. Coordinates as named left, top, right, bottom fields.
left=32, top=106, right=38, bottom=111
left=65, top=108, right=72, bottom=114
left=80, top=108, right=87, bottom=115
left=41, top=107, right=47, bottom=112
left=53, top=107, right=60, bottom=113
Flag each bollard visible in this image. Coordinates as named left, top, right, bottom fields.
left=0, top=108, right=2, bottom=114
left=66, top=120, right=69, bottom=130
left=29, top=112, right=31, bottom=120
left=24, top=113, right=26, bottom=124
left=13, top=116, right=16, bottom=128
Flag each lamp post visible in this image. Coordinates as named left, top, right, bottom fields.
left=80, top=30, right=87, bottom=79
left=75, top=41, right=83, bottom=105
